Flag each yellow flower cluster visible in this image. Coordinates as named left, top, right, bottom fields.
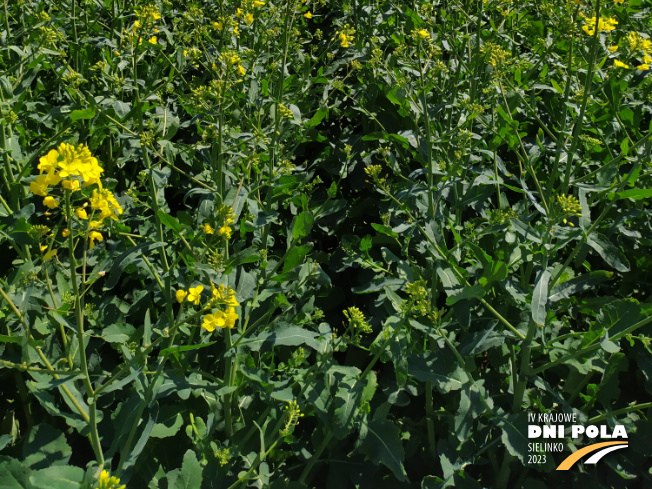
left=128, top=4, right=161, bottom=45
left=222, top=50, right=246, bottom=76
left=581, top=16, right=618, bottom=36
left=31, top=143, right=103, bottom=199
left=95, top=470, right=125, bottom=489
left=334, top=24, right=355, bottom=48
left=29, top=143, right=123, bottom=250
left=628, top=31, right=652, bottom=69
left=176, top=283, right=240, bottom=331
left=558, top=194, right=582, bottom=226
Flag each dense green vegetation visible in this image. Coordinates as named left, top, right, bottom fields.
left=1, top=0, right=651, bottom=487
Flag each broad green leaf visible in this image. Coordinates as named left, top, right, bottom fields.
left=445, top=283, right=485, bottom=306
left=69, top=108, right=96, bottom=121
left=531, top=268, right=551, bottom=326
left=357, top=419, right=408, bottom=482
left=499, top=412, right=529, bottom=460
left=596, top=353, right=628, bottom=407
left=454, top=382, right=493, bottom=442
left=609, top=188, right=652, bottom=201
left=549, top=271, right=613, bottom=302
left=332, top=376, right=366, bottom=439
left=408, top=350, right=466, bottom=393
left=292, top=211, right=313, bottom=240
left=157, top=210, right=185, bottom=235
left=371, top=223, right=398, bottom=238
left=0, top=457, right=33, bottom=489
left=104, top=242, right=166, bottom=290
left=29, top=466, right=83, bottom=489
left=238, top=324, right=322, bottom=351
left=586, top=234, right=630, bottom=272
left=172, top=450, right=202, bottom=489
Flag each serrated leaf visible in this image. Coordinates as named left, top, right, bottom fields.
left=531, top=268, right=551, bottom=326
left=0, top=457, right=33, bottom=489
left=357, top=419, right=408, bottom=482
left=22, top=425, right=73, bottom=469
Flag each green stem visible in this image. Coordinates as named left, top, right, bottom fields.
left=589, top=402, right=652, bottom=424
left=511, top=320, right=536, bottom=413
left=64, top=190, right=104, bottom=467
left=561, top=0, right=601, bottom=193
left=298, top=431, right=334, bottom=484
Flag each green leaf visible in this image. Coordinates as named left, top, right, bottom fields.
left=104, top=241, right=166, bottom=290
left=499, top=412, right=529, bottom=460
left=408, top=350, right=465, bottom=393
left=454, top=382, right=493, bottom=442
left=281, top=244, right=312, bottom=273
left=0, top=334, right=20, bottom=344
left=22, top=425, right=71, bottom=470
left=445, top=283, right=485, bottom=306
left=69, top=108, right=96, bottom=121
left=332, top=377, right=365, bottom=439
left=172, top=450, right=202, bottom=489
left=549, top=271, right=613, bottom=302
left=357, top=419, right=408, bottom=482
left=531, top=268, right=551, bottom=326
left=29, top=466, right=83, bottom=489
left=0, top=457, right=33, bottom=489
left=596, top=353, right=628, bottom=407
left=292, top=212, right=314, bottom=240
left=609, top=188, right=652, bottom=201
left=586, top=234, right=630, bottom=272
left=157, top=211, right=185, bottom=235
left=159, top=342, right=217, bottom=358
left=238, top=324, right=323, bottom=351
left=371, top=223, right=398, bottom=238
left=102, top=323, right=136, bottom=343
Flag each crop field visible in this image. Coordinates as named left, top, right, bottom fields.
left=0, top=0, right=651, bottom=487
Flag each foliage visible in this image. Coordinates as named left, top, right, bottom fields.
left=0, top=0, right=651, bottom=488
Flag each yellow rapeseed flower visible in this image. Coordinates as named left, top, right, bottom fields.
left=90, top=189, right=124, bottom=221
left=176, top=289, right=188, bottom=303
left=88, top=231, right=103, bottom=249
left=95, top=470, right=126, bottom=489
left=77, top=208, right=88, bottom=220
left=304, top=11, right=312, bottom=19
left=417, top=29, right=430, bottom=39
left=637, top=64, right=650, bottom=71
left=203, top=223, right=215, bottom=234
left=42, top=196, right=60, bottom=209
left=219, top=225, right=232, bottom=238
left=614, top=59, right=629, bottom=68
left=187, top=285, right=204, bottom=305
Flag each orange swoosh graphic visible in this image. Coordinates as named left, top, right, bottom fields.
left=556, top=441, right=628, bottom=470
